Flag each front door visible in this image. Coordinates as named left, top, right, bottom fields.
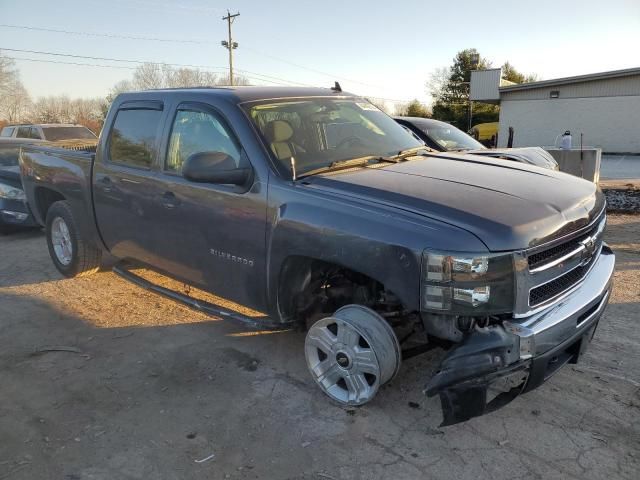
left=149, top=102, right=268, bottom=311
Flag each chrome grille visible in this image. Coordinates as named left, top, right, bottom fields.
left=514, top=210, right=606, bottom=315
left=528, top=228, right=596, bottom=270
left=529, top=258, right=594, bottom=307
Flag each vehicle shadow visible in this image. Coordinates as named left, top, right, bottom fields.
left=1, top=288, right=639, bottom=480
left=0, top=228, right=117, bottom=288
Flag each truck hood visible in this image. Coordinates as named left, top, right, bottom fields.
left=303, top=154, right=604, bottom=251
left=461, top=147, right=559, bottom=170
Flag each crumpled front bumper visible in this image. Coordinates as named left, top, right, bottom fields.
left=425, top=245, right=615, bottom=426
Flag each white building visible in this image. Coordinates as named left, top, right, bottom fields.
left=470, top=67, right=640, bottom=153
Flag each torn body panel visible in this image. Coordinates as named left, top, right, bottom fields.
left=425, top=247, right=615, bottom=426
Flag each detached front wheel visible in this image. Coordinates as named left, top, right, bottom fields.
left=305, top=305, right=401, bottom=406
left=46, top=200, right=101, bottom=277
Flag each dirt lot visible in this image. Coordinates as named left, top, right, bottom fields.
left=1, top=215, right=639, bottom=480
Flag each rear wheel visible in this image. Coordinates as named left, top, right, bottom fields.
left=305, top=304, right=401, bottom=406
left=46, top=200, right=101, bottom=277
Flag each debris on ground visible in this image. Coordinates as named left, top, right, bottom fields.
left=194, top=453, right=215, bottom=464
left=31, top=346, right=82, bottom=356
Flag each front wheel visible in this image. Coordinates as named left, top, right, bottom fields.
left=45, top=200, right=101, bottom=277
left=305, top=305, right=401, bottom=406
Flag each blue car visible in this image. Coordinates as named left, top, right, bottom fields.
left=0, top=164, right=38, bottom=232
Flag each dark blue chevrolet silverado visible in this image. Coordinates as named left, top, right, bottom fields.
left=19, top=86, right=615, bottom=425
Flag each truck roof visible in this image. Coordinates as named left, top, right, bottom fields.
left=117, top=86, right=357, bottom=104
left=3, top=123, right=87, bottom=128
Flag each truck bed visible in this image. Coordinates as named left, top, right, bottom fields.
left=19, top=144, right=99, bottom=244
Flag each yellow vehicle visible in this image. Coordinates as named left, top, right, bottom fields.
left=469, top=122, right=499, bottom=141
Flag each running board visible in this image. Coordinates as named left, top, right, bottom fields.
left=112, top=263, right=294, bottom=331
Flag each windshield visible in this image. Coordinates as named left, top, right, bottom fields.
left=422, top=126, right=484, bottom=151
left=245, top=98, right=423, bottom=174
left=42, top=126, right=97, bottom=141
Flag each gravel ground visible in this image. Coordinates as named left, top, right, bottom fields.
left=1, top=216, right=639, bottom=480
left=602, top=185, right=640, bottom=214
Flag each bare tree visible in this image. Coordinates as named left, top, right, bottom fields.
left=426, top=67, right=451, bottom=103
left=365, top=98, right=395, bottom=115
left=214, top=73, right=251, bottom=86
left=132, top=63, right=166, bottom=90
left=166, top=68, right=219, bottom=88
left=0, top=52, right=17, bottom=92
left=0, top=52, right=33, bottom=122
left=2, top=78, right=32, bottom=122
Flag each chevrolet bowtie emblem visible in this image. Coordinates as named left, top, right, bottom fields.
left=579, top=235, right=597, bottom=264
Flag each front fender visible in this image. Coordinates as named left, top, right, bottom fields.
left=265, top=181, right=487, bottom=317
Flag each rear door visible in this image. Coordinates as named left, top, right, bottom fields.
left=15, top=126, right=32, bottom=139
left=93, top=101, right=165, bottom=265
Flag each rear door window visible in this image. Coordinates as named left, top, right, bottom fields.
left=108, top=109, right=162, bottom=169
left=16, top=127, right=31, bottom=138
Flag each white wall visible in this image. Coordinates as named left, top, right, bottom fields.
left=497, top=95, right=640, bottom=153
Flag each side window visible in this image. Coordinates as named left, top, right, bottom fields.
left=109, top=108, right=162, bottom=168
left=28, top=127, right=42, bottom=139
left=0, top=127, right=14, bottom=137
left=16, top=127, right=30, bottom=138
left=166, top=109, right=241, bottom=173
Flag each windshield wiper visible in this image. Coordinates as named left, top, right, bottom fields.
left=394, top=146, right=433, bottom=160
left=297, top=156, right=397, bottom=180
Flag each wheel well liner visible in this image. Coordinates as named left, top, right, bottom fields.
left=277, top=255, right=396, bottom=324
left=34, top=187, right=65, bottom=223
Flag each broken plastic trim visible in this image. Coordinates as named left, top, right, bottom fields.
left=424, top=326, right=529, bottom=426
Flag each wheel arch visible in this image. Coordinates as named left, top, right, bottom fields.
left=33, top=186, right=66, bottom=225
left=274, top=253, right=416, bottom=325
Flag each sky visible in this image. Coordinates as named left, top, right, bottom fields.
left=0, top=0, right=639, bottom=106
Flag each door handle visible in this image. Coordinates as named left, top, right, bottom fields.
left=161, top=191, right=180, bottom=209
left=99, top=176, right=112, bottom=193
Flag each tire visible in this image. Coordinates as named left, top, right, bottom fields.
left=45, top=200, right=101, bottom=277
left=305, top=305, right=401, bottom=406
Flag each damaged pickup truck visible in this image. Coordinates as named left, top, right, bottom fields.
left=19, top=86, right=615, bottom=425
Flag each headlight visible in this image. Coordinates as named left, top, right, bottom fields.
left=421, top=250, right=514, bottom=315
left=0, top=183, right=26, bottom=201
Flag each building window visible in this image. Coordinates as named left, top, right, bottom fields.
left=550, top=90, right=560, bottom=98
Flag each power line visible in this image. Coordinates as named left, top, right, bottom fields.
left=85, top=0, right=218, bottom=15
left=5, top=56, right=298, bottom=87
left=0, top=47, right=314, bottom=87
left=8, top=55, right=413, bottom=103
left=240, top=46, right=384, bottom=89
left=0, top=23, right=209, bottom=44
left=0, top=23, right=384, bottom=89
left=3, top=48, right=413, bottom=103
left=6, top=56, right=136, bottom=70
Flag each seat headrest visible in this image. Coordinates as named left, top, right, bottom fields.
left=266, top=120, right=294, bottom=142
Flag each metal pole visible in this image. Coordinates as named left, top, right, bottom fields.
left=227, top=14, right=233, bottom=85
left=222, top=11, right=240, bottom=86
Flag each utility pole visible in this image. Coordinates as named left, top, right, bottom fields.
left=221, top=10, right=240, bottom=86
left=468, top=53, right=479, bottom=133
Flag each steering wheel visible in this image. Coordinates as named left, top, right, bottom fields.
left=335, top=136, right=364, bottom=149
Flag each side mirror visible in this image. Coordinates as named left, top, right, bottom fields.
left=182, top=151, right=252, bottom=186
